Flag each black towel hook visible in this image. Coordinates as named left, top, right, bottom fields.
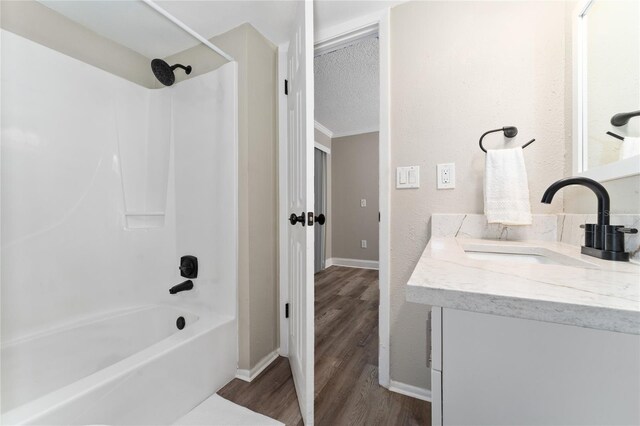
left=479, top=126, right=535, bottom=153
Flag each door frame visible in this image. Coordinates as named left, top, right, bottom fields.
left=278, top=9, right=392, bottom=388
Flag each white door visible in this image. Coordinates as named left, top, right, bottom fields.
left=286, top=0, right=314, bottom=424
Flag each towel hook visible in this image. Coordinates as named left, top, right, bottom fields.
left=479, top=126, right=535, bottom=153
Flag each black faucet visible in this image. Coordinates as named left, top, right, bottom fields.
left=541, top=177, right=637, bottom=261
left=170, top=280, right=194, bottom=294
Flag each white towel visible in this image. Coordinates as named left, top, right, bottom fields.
left=484, top=147, right=532, bottom=225
left=620, top=136, right=640, bottom=160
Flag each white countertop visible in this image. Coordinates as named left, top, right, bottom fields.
left=406, top=237, right=640, bottom=334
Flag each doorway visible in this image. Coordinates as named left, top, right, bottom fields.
left=312, top=30, right=413, bottom=424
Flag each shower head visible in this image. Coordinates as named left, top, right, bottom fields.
left=151, top=59, right=192, bottom=87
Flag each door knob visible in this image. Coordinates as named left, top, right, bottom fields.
left=289, top=212, right=305, bottom=226
left=315, top=214, right=326, bottom=225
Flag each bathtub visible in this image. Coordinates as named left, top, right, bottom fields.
left=1, top=305, right=237, bottom=425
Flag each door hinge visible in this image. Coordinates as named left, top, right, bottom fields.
left=285, top=303, right=290, bottom=318
left=284, top=79, right=288, bottom=95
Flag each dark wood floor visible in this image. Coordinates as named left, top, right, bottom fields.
left=219, top=266, right=431, bottom=425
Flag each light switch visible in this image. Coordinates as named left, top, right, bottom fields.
left=361, top=240, right=367, bottom=248
left=361, top=199, right=367, bottom=207
left=396, top=166, right=420, bottom=189
left=408, top=169, right=417, bottom=184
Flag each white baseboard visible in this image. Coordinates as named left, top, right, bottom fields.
left=236, top=349, right=280, bottom=382
left=389, top=379, right=432, bottom=402
left=325, top=257, right=379, bottom=270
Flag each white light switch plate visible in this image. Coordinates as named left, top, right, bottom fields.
left=396, top=166, right=420, bottom=189
left=437, top=163, right=455, bottom=189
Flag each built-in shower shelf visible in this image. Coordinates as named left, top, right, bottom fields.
left=124, top=212, right=165, bottom=229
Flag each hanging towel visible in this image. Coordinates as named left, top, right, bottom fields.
left=620, top=136, right=640, bottom=160
left=484, top=147, right=532, bottom=225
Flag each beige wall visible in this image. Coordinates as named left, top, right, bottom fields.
left=0, top=0, right=156, bottom=88
left=389, top=1, right=565, bottom=389
left=168, top=24, right=279, bottom=370
left=315, top=128, right=333, bottom=261
left=331, top=132, right=379, bottom=261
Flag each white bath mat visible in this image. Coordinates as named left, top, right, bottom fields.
left=173, top=394, right=283, bottom=426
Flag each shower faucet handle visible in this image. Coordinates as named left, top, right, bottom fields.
left=179, top=255, right=198, bottom=279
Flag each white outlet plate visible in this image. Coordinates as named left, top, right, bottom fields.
left=437, top=163, right=455, bottom=189
left=396, top=166, right=420, bottom=189
left=361, top=199, right=367, bottom=207
left=361, top=240, right=367, bottom=248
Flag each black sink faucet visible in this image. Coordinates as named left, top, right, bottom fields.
left=170, top=280, right=194, bottom=294
left=541, top=176, right=636, bottom=261
left=541, top=177, right=610, bottom=226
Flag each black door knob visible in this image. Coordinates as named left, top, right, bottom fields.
left=289, top=212, right=305, bottom=226
left=315, top=214, right=326, bottom=225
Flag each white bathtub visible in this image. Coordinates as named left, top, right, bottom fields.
left=1, top=305, right=237, bottom=425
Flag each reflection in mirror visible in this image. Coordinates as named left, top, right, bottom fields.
left=581, top=0, right=640, bottom=174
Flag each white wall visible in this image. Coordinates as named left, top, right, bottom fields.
left=389, top=1, right=566, bottom=391
left=1, top=31, right=237, bottom=342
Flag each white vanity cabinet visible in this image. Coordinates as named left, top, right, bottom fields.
left=429, top=307, right=640, bottom=426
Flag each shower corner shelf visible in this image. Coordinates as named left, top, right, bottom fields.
left=124, top=212, right=166, bottom=229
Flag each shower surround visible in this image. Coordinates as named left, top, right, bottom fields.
left=1, top=30, right=238, bottom=424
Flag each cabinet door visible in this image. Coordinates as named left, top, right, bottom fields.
left=442, top=308, right=640, bottom=425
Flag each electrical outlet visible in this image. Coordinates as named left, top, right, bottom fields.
left=361, top=199, right=367, bottom=207
left=361, top=240, right=367, bottom=249
left=437, top=163, right=455, bottom=189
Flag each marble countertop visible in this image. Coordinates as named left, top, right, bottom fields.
left=406, top=237, right=640, bottom=334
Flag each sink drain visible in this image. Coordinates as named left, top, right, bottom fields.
left=176, top=316, right=186, bottom=330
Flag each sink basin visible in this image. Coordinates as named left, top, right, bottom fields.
left=462, top=243, right=598, bottom=268
left=464, top=251, right=561, bottom=265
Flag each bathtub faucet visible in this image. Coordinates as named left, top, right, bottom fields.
left=169, top=280, right=194, bottom=294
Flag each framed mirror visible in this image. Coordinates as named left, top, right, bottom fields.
left=573, top=0, right=640, bottom=181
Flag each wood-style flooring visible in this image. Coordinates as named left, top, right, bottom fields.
left=218, top=266, right=431, bottom=425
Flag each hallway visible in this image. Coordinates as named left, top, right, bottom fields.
left=219, top=266, right=430, bottom=425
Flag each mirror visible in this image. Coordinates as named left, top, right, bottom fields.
left=575, top=0, right=640, bottom=180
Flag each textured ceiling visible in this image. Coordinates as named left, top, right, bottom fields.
left=314, top=37, right=379, bottom=138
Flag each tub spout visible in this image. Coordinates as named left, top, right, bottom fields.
left=169, top=280, right=193, bottom=294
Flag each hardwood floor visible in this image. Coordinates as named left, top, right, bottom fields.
left=218, top=266, right=431, bottom=426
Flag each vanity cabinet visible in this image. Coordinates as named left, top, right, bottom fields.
left=429, top=307, right=640, bottom=425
